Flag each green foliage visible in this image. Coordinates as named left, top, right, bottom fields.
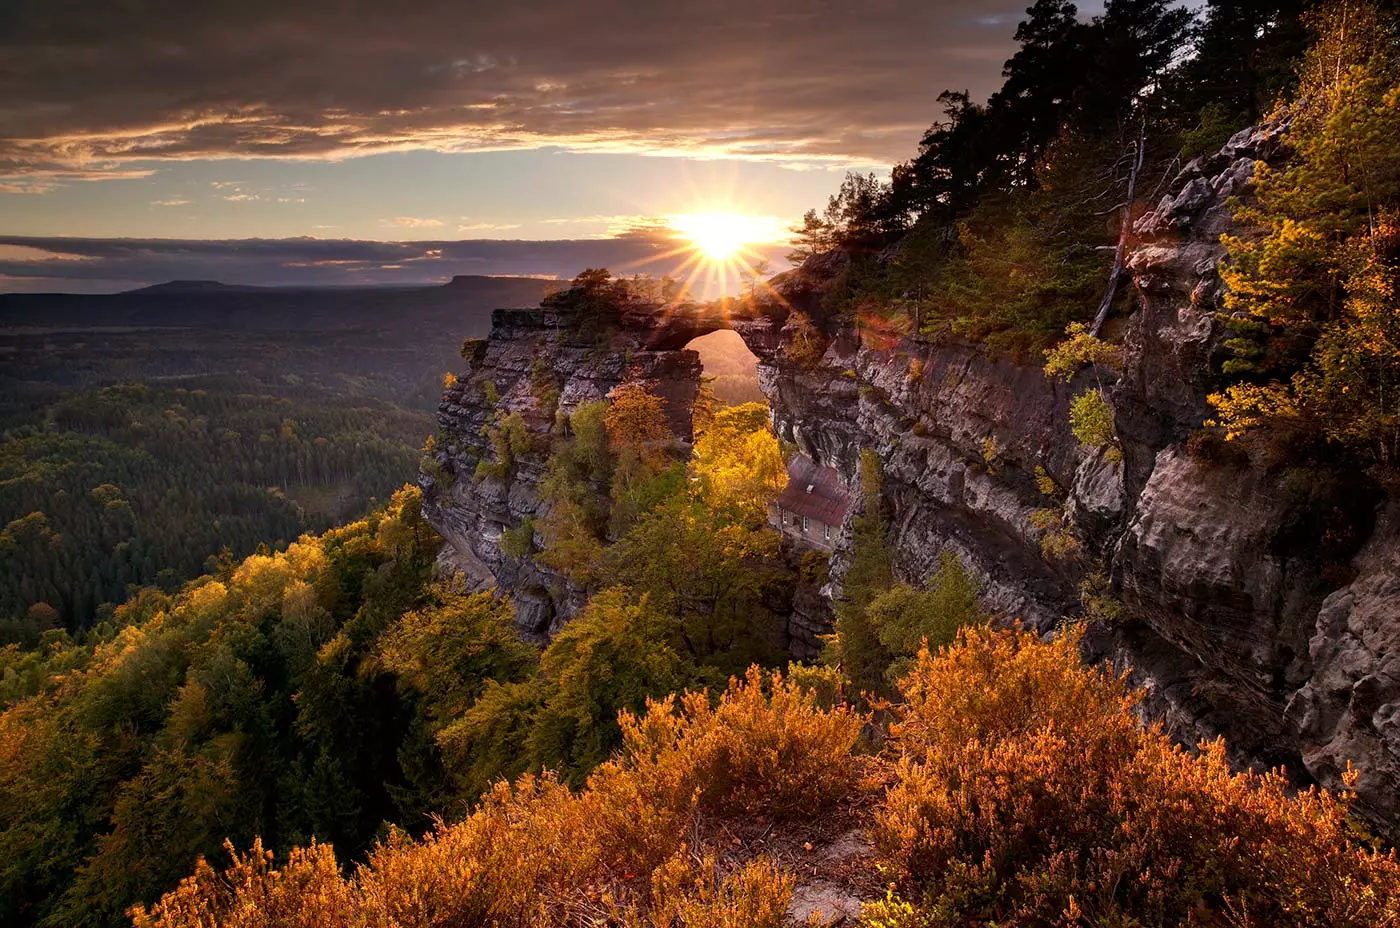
left=1212, top=1, right=1400, bottom=464
left=921, top=146, right=1116, bottom=359
left=568, top=400, right=612, bottom=480
left=793, top=0, right=1314, bottom=357
left=418, top=453, right=456, bottom=494
left=1069, top=388, right=1122, bottom=462
left=823, top=451, right=897, bottom=697
left=1032, top=504, right=1084, bottom=561
left=1079, top=568, right=1129, bottom=623
left=867, top=551, right=984, bottom=684
left=537, top=497, right=607, bottom=587
left=604, top=496, right=786, bottom=670
left=523, top=589, right=701, bottom=784
left=476, top=410, right=531, bottom=483
left=0, top=379, right=427, bottom=637
left=0, top=487, right=441, bottom=927
left=1178, top=101, right=1249, bottom=159
left=499, top=517, right=536, bottom=559
left=379, top=587, right=537, bottom=723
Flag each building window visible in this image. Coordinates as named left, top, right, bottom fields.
left=802, top=515, right=810, bottom=532
left=824, top=523, right=831, bottom=541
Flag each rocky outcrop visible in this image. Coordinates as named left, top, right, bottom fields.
left=422, top=304, right=713, bottom=635
left=423, top=125, right=1399, bottom=839
left=1286, top=507, right=1400, bottom=829
left=748, top=124, right=1396, bottom=837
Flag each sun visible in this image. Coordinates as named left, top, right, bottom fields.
left=668, top=212, right=786, bottom=263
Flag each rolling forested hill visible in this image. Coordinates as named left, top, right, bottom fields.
left=0, top=276, right=555, bottom=638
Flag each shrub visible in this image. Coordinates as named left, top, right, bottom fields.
left=1031, top=505, right=1083, bottom=561
left=785, top=311, right=826, bottom=368
left=1069, top=388, right=1121, bottom=462
left=1043, top=321, right=1122, bottom=382
left=131, top=667, right=860, bottom=928
left=1079, top=569, right=1129, bottom=624
left=870, top=627, right=1400, bottom=927
left=418, top=454, right=456, bottom=493
left=499, top=517, right=535, bottom=559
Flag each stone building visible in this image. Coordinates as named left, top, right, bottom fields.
left=768, top=455, right=848, bottom=552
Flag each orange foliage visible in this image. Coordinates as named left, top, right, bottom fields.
left=870, top=626, right=1400, bottom=927
left=131, top=667, right=863, bottom=927
left=604, top=382, right=672, bottom=453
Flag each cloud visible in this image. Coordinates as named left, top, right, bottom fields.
left=0, top=233, right=794, bottom=293
left=1, top=0, right=1022, bottom=181
left=0, top=167, right=155, bottom=194
left=457, top=222, right=523, bottom=233
left=152, top=197, right=191, bottom=206
left=393, top=216, right=446, bottom=228
left=0, top=243, right=92, bottom=262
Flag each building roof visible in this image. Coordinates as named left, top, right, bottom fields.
left=775, top=455, right=849, bottom=526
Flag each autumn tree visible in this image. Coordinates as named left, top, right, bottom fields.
left=1211, top=0, right=1400, bottom=463
left=604, top=382, right=672, bottom=456
left=690, top=402, right=787, bottom=524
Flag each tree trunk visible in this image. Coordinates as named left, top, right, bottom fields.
left=1090, top=120, right=1147, bottom=338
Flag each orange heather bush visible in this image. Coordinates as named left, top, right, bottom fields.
left=131, top=667, right=862, bottom=928
left=868, top=626, right=1400, bottom=927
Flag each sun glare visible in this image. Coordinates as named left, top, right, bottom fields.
left=669, top=212, right=786, bottom=263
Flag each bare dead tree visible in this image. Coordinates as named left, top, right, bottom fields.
left=1090, top=118, right=1147, bottom=337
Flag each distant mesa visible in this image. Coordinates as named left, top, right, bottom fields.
left=127, top=280, right=266, bottom=294
left=443, top=274, right=561, bottom=294
left=443, top=274, right=504, bottom=289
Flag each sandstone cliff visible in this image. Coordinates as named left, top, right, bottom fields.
left=423, top=125, right=1399, bottom=839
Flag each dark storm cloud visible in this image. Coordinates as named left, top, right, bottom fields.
left=0, top=0, right=1021, bottom=178
left=0, top=234, right=792, bottom=291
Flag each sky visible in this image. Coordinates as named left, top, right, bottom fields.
left=0, top=0, right=1049, bottom=293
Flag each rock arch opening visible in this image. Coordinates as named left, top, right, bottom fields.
left=685, top=329, right=764, bottom=406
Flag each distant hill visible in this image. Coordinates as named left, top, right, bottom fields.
left=126, top=279, right=270, bottom=294
left=0, top=275, right=556, bottom=333
left=0, top=275, right=559, bottom=413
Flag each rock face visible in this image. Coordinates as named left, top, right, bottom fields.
left=424, top=125, right=1400, bottom=839
left=422, top=304, right=717, bottom=636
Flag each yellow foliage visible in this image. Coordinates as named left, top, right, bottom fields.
left=605, top=382, right=672, bottom=458
left=690, top=402, right=787, bottom=523
left=1042, top=321, right=1122, bottom=382
left=1214, top=2, right=1400, bottom=461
